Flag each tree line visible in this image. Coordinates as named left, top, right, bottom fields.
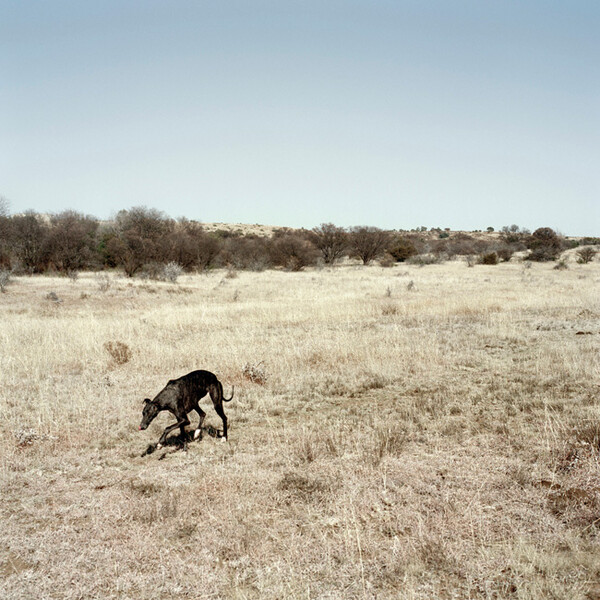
left=0, top=206, right=595, bottom=276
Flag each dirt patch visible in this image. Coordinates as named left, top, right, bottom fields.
left=0, top=553, right=34, bottom=578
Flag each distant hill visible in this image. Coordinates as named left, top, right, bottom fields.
left=200, top=222, right=281, bottom=237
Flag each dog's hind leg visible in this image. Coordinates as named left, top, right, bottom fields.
left=214, top=402, right=228, bottom=441
left=194, top=406, right=206, bottom=440
left=208, top=384, right=228, bottom=441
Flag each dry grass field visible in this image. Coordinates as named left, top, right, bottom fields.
left=1, top=259, right=599, bottom=599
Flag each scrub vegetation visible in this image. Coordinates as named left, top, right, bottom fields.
left=1, top=207, right=596, bottom=277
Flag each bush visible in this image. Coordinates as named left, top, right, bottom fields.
left=269, top=231, right=318, bottom=271
left=139, top=262, right=164, bottom=280
left=407, top=254, right=442, bottom=266
left=496, top=248, right=514, bottom=262
left=46, top=291, right=62, bottom=303
left=527, top=247, right=561, bottom=262
left=581, top=237, right=600, bottom=246
left=104, top=341, right=132, bottom=365
left=387, top=237, right=417, bottom=262
left=168, top=220, right=221, bottom=271
left=563, top=239, right=579, bottom=250
left=379, top=254, right=395, bottom=268
left=163, top=262, right=183, bottom=283
left=554, top=260, right=568, bottom=270
left=242, top=361, right=267, bottom=385
left=442, top=233, right=485, bottom=257
left=479, top=252, right=499, bottom=265
left=96, top=273, right=111, bottom=292
left=526, top=227, right=563, bottom=262
left=221, top=236, right=271, bottom=271
left=577, top=247, right=597, bottom=264
left=500, top=225, right=529, bottom=247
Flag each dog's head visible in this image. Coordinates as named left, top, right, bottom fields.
left=139, top=398, right=160, bottom=431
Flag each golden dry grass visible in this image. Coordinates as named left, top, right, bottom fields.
left=1, top=259, right=599, bottom=599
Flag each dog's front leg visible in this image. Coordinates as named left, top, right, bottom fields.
left=157, top=417, right=188, bottom=449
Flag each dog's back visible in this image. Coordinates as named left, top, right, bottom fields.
left=178, top=370, right=218, bottom=388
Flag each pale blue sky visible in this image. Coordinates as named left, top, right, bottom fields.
left=2, top=1, right=598, bottom=234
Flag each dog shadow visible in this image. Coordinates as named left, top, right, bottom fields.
left=141, top=425, right=222, bottom=457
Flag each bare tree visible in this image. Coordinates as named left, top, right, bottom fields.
left=44, top=210, right=99, bottom=272
left=113, top=207, right=174, bottom=276
left=116, top=206, right=172, bottom=241
left=168, top=219, right=221, bottom=271
left=12, top=212, right=50, bottom=273
left=348, top=226, right=391, bottom=265
left=308, top=223, right=348, bottom=264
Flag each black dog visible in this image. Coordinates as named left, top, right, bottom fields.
left=139, top=370, right=234, bottom=451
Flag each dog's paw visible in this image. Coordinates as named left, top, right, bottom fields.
left=221, top=436, right=227, bottom=443
left=194, top=429, right=202, bottom=440
left=156, top=443, right=163, bottom=450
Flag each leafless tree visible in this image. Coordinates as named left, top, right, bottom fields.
left=12, top=212, right=50, bottom=273
left=168, top=219, right=221, bottom=271
left=44, top=210, right=99, bottom=272
left=112, top=207, right=174, bottom=276
left=348, top=226, right=391, bottom=265
left=308, top=223, right=348, bottom=264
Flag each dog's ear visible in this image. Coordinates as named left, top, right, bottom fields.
left=143, top=398, right=151, bottom=404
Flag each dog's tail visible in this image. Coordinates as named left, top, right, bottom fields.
left=223, top=385, right=234, bottom=402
